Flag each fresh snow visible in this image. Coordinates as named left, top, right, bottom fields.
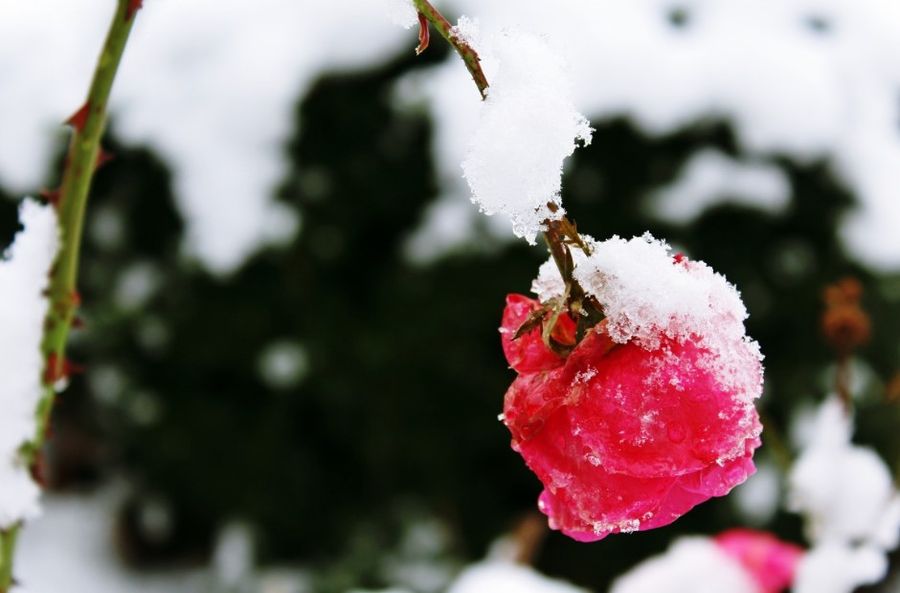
left=5, top=1, right=900, bottom=270
left=461, top=30, right=592, bottom=243
left=0, top=199, right=58, bottom=528
left=415, top=0, right=900, bottom=269
left=792, top=542, right=887, bottom=593
left=649, top=149, right=791, bottom=223
left=788, top=397, right=900, bottom=547
left=0, top=0, right=412, bottom=273
left=788, top=397, right=900, bottom=593
left=447, top=562, right=587, bottom=593
left=385, top=0, right=417, bottom=29
left=609, top=537, right=757, bottom=593
left=532, top=234, right=756, bottom=357
left=0, top=462, right=42, bottom=530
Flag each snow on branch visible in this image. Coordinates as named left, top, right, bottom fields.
left=461, top=30, right=592, bottom=243
left=0, top=199, right=58, bottom=528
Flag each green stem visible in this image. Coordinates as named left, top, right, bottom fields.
left=0, top=528, right=18, bottom=592
left=0, top=2, right=138, bottom=589
left=39, top=0, right=136, bottom=449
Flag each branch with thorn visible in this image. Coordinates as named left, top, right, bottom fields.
left=411, top=0, right=604, bottom=351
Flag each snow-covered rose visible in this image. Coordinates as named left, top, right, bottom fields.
left=500, top=235, right=763, bottom=540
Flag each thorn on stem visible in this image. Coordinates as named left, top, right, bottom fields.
left=65, top=102, right=91, bottom=133
left=415, top=12, right=430, bottom=55
left=95, top=149, right=114, bottom=171
left=30, top=451, right=48, bottom=488
left=126, top=0, right=143, bottom=20
left=43, top=353, right=85, bottom=387
left=39, top=188, right=62, bottom=208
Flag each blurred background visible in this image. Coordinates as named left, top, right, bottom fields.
left=2, top=0, right=900, bottom=591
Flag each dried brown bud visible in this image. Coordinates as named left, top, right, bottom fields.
left=836, top=277, right=863, bottom=302
left=824, top=277, right=863, bottom=306
left=821, top=277, right=870, bottom=355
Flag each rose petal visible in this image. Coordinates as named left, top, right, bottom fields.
left=500, top=294, right=574, bottom=373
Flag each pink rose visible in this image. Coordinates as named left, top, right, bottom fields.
left=500, top=294, right=762, bottom=541
left=715, top=529, right=804, bottom=593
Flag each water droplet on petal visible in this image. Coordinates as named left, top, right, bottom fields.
left=667, top=422, right=686, bottom=443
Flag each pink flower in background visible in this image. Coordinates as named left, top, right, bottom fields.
left=610, top=533, right=801, bottom=593
left=500, top=234, right=764, bottom=541
left=715, top=529, right=804, bottom=593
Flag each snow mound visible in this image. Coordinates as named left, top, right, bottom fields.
left=0, top=198, right=58, bottom=527
left=610, top=537, right=757, bottom=593
left=462, top=30, right=592, bottom=243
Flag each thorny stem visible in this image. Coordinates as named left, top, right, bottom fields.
left=411, top=0, right=488, bottom=99
left=0, top=2, right=138, bottom=589
left=413, top=1, right=602, bottom=341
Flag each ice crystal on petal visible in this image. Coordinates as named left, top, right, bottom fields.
left=535, top=234, right=754, bottom=354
